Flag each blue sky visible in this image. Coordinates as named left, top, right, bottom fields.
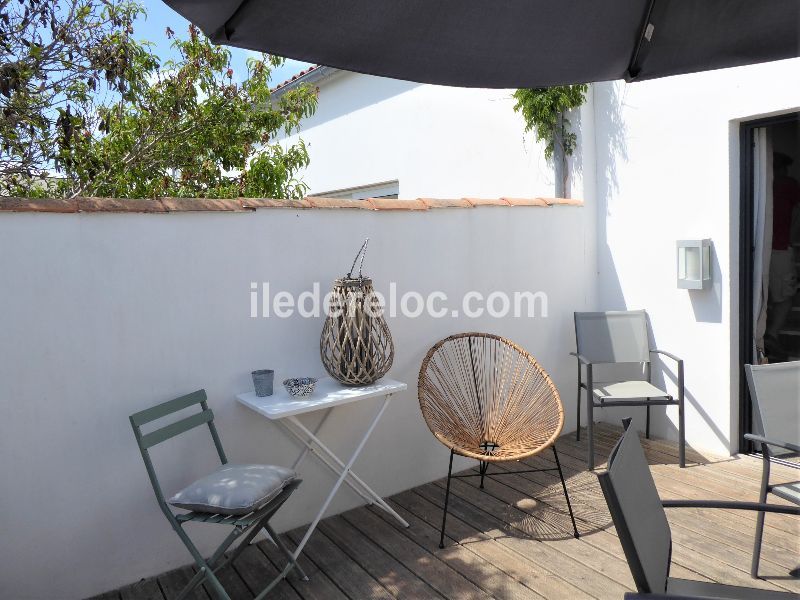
left=136, top=0, right=312, bottom=86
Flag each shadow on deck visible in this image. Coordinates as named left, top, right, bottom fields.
left=90, top=423, right=800, bottom=600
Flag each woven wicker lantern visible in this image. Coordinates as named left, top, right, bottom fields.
left=320, top=240, right=394, bottom=386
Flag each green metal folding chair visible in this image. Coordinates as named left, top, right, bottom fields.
left=130, top=389, right=307, bottom=600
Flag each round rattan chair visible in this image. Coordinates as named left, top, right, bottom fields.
left=418, top=332, right=578, bottom=547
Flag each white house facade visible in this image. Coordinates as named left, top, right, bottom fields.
left=277, top=59, right=800, bottom=459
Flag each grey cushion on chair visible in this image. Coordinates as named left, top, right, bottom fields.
left=593, top=380, right=671, bottom=400
left=168, top=464, right=298, bottom=516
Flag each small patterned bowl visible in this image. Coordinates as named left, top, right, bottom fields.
left=283, top=377, right=317, bottom=398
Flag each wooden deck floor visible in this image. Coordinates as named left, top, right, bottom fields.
left=91, top=423, right=800, bottom=600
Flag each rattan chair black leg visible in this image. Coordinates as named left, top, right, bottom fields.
left=439, top=450, right=455, bottom=549
left=479, top=460, right=489, bottom=489
left=553, top=445, right=579, bottom=538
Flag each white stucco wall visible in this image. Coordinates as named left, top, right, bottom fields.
left=592, top=58, right=800, bottom=455
left=280, top=72, right=595, bottom=201
left=4, top=57, right=798, bottom=599
left=281, top=58, right=800, bottom=458
left=0, top=204, right=594, bottom=599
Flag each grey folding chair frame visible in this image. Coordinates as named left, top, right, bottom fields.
left=744, top=362, right=800, bottom=580
left=572, top=310, right=686, bottom=470
left=598, top=419, right=800, bottom=599
left=130, top=390, right=307, bottom=600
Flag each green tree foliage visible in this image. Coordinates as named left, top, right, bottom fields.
left=512, top=85, right=588, bottom=160
left=0, top=0, right=317, bottom=198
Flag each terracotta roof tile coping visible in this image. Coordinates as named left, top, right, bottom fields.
left=420, top=198, right=473, bottom=208
left=160, top=197, right=246, bottom=212
left=544, top=197, right=584, bottom=206
left=0, top=196, right=583, bottom=213
left=77, top=197, right=166, bottom=212
left=368, top=198, right=427, bottom=211
left=307, top=196, right=375, bottom=209
left=242, top=197, right=311, bottom=209
left=465, top=197, right=511, bottom=207
left=503, top=197, right=549, bottom=207
left=0, top=197, right=79, bottom=212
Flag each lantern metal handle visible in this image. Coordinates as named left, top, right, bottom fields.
left=347, top=238, right=370, bottom=280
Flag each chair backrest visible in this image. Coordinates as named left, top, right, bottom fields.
left=574, top=310, right=650, bottom=364
left=418, top=333, right=564, bottom=456
left=596, top=419, right=671, bottom=594
left=745, top=361, right=800, bottom=452
left=129, top=389, right=227, bottom=507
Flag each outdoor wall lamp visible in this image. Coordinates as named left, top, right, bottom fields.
left=676, top=239, right=712, bottom=290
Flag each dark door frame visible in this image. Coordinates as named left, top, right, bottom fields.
left=738, top=111, right=800, bottom=453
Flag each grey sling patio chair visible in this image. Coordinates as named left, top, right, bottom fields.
left=598, top=419, right=800, bottom=600
left=744, top=361, right=800, bottom=579
left=130, top=389, right=307, bottom=600
left=572, top=310, right=685, bottom=470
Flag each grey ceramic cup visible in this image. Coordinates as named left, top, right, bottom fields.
left=252, top=369, right=275, bottom=397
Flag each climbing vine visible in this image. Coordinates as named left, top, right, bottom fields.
left=512, top=85, right=588, bottom=160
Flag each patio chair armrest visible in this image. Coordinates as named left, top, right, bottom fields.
left=662, top=499, right=800, bottom=515
left=569, top=352, right=592, bottom=365
left=744, top=433, right=800, bottom=454
left=650, top=349, right=683, bottom=364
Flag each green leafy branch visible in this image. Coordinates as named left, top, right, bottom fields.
left=512, top=85, right=588, bottom=160
left=1, top=1, right=318, bottom=199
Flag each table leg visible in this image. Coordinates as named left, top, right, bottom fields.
left=280, top=418, right=376, bottom=505
left=291, top=394, right=407, bottom=559
left=290, top=407, right=333, bottom=470
left=286, top=400, right=409, bottom=528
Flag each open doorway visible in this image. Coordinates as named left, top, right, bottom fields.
left=739, top=113, right=800, bottom=451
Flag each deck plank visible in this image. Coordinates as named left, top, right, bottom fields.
left=89, top=425, right=799, bottom=600
left=341, top=504, right=493, bottom=600
left=436, top=476, right=634, bottom=597
left=558, top=428, right=800, bottom=543
left=285, top=527, right=393, bottom=599
left=523, top=436, right=798, bottom=563
left=388, top=489, right=592, bottom=599
left=234, top=544, right=302, bottom=600
left=565, top=426, right=800, bottom=592
left=589, top=428, right=800, bottom=540
left=318, top=514, right=443, bottom=599
left=156, top=565, right=209, bottom=600
left=491, top=450, right=713, bottom=585
left=520, top=442, right=792, bottom=577
left=361, top=499, right=546, bottom=600
left=256, top=536, right=348, bottom=600
left=118, top=578, right=163, bottom=600
left=412, top=480, right=630, bottom=599
left=210, top=562, right=255, bottom=599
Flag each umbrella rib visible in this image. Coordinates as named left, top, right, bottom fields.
left=627, top=0, right=658, bottom=79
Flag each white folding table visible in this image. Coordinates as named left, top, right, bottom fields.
left=236, top=376, right=408, bottom=558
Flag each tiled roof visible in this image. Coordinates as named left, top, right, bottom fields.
left=0, top=197, right=583, bottom=213
left=271, top=64, right=323, bottom=93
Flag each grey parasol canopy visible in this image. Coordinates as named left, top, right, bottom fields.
left=163, top=0, right=800, bottom=88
